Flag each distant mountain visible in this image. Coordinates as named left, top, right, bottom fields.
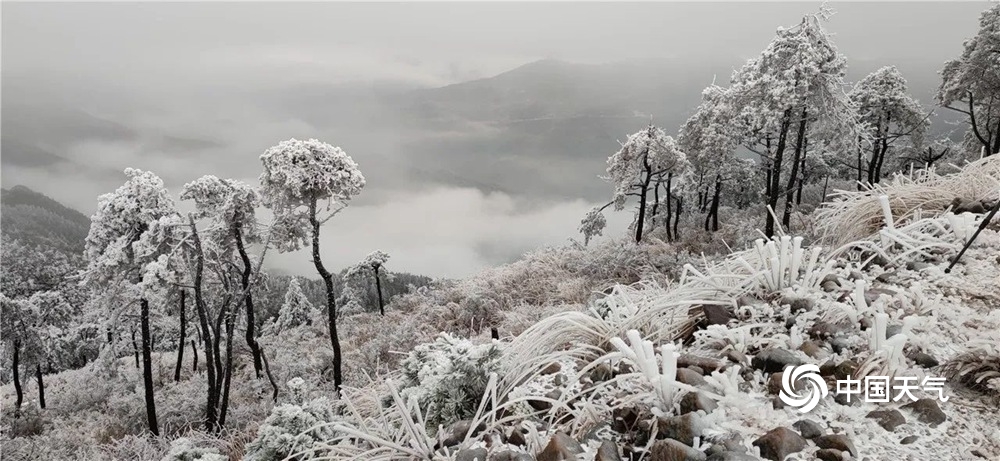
left=1, top=185, right=90, bottom=254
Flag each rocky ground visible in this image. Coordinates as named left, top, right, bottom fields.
left=429, top=210, right=1000, bottom=461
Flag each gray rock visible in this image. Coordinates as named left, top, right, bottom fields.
left=809, top=321, right=850, bottom=340
left=834, top=392, right=861, bottom=407
left=829, top=337, right=852, bottom=354
left=792, top=419, right=824, bottom=439
left=536, top=432, right=583, bottom=461
left=821, top=280, right=841, bottom=292
left=456, top=448, right=488, bottom=461
left=594, top=440, right=622, bottom=461
left=590, top=362, right=614, bottom=382
left=725, top=349, right=748, bottom=366
left=900, top=435, right=918, bottom=445
left=814, top=434, right=858, bottom=457
left=736, top=295, right=760, bottom=307
left=902, top=398, right=947, bottom=426
left=819, top=359, right=858, bottom=380
left=886, top=324, right=902, bottom=338
left=752, top=427, right=806, bottom=461
left=798, top=340, right=828, bottom=359
left=706, top=453, right=757, bottom=461
left=678, top=354, right=726, bottom=373
left=650, top=439, right=707, bottom=461
left=490, top=451, right=533, bottom=461
left=703, top=305, right=735, bottom=326
left=441, top=420, right=486, bottom=448
left=905, top=261, right=932, bottom=271
left=876, top=271, right=896, bottom=283
left=541, top=362, right=561, bottom=374
left=782, top=297, right=816, bottom=314
left=867, top=409, right=906, bottom=431
left=751, top=348, right=803, bottom=373
left=680, top=391, right=718, bottom=415
left=657, top=412, right=705, bottom=446
left=507, top=428, right=526, bottom=447
left=677, top=368, right=708, bottom=387
left=906, top=351, right=939, bottom=368
left=815, top=448, right=845, bottom=461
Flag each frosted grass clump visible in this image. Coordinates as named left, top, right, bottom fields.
left=735, top=236, right=832, bottom=293
left=609, top=329, right=710, bottom=413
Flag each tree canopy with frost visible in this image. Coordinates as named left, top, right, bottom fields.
left=850, top=66, right=928, bottom=185
left=181, top=176, right=267, bottom=380
left=341, top=250, right=392, bottom=316
left=267, top=277, right=314, bottom=333
left=259, top=138, right=365, bottom=392
left=585, top=124, right=689, bottom=243
left=938, top=3, right=1000, bottom=156
left=727, top=9, right=859, bottom=235
left=83, top=168, right=177, bottom=436
left=679, top=84, right=745, bottom=232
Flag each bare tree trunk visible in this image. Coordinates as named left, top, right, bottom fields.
left=766, top=110, right=792, bottom=237
left=212, top=303, right=226, bottom=392
left=235, top=226, right=263, bottom=379
left=35, top=364, right=45, bottom=409
left=260, top=347, right=279, bottom=402
left=782, top=108, right=808, bottom=230
left=309, top=198, right=343, bottom=393
left=665, top=173, right=673, bottom=242
left=174, top=291, right=186, bottom=382
left=821, top=175, right=830, bottom=203
left=711, top=175, right=722, bottom=232
left=218, top=304, right=237, bottom=428
left=191, top=339, right=198, bottom=372
left=140, top=297, right=159, bottom=435
left=13, top=340, right=22, bottom=417
left=374, top=265, right=385, bottom=316
left=673, top=195, right=682, bottom=239
left=131, top=328, right=140, bottom=369
left=634, top=156, right=653, bottom=243
left=189, top=215, right=218, bottom=432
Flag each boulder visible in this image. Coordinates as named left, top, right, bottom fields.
left=751, top=427, right=806, bottom=461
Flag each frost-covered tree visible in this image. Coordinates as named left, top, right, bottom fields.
left=181, top=175, right=272, bottom=429
left=1, top=294, right=36, bottom=416
left=267, top=277, right=315, bottom=333
left=727, top=9, right=859, bottom=235
left=679, top=84, right=743, bottom=232
left=849, top=66, right=929, bottom=184
left=587, top=124, right=688, bottom=243
left=82, top=168, right=177, bottom=435
left=341, top=250, right=391, bottom=316
left=259, top=138, right=366, bottom=392
left=578, top=208, right=607, bottom=245
left=938, top=3, right=1000, bottom=156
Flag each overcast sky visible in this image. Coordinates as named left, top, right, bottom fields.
left=1, top=1, right=989, bottom=278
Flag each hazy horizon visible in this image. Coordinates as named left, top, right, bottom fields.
left=2, top=1, right=988, bottom=278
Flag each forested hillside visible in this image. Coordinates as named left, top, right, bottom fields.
left=2, top=3, right=1000, bottom=461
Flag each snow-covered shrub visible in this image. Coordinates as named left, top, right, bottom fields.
left=398, top=332, right=503, bottom=430
left=161, top=437, right=227, bottom=461
left=244, top=397, right=340, bottom=461
left=265, top=277, right=315, bottom=334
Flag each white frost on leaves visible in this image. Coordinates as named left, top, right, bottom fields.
left=259, top=138, right=366, bottom=252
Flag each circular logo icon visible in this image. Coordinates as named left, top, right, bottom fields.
left=779, top=364, right=828, bottom=413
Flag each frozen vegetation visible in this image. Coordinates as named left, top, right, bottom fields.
left=2, top=4, right=1000, bottom=461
